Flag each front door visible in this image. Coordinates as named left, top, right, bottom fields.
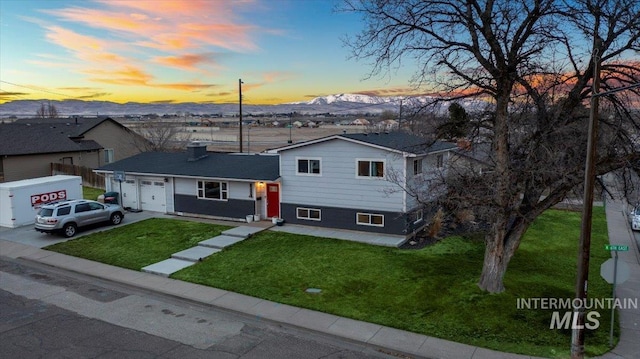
left=266, top=184, right=280, bottom=218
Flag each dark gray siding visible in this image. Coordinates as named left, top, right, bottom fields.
left=281, top=202, right=409, bottom=235
left=175, top=194, right=254, bottom=219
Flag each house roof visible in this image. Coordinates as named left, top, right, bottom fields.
left=96, top=151, right=280, bottom=181
left=13, top=117, right=122, bottom=138
left=270, top=132, right=457, bottom=156
left=0, top=123, right=103, bottom=156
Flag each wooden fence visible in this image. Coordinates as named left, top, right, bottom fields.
left=51, top=163, right=105, bottom=189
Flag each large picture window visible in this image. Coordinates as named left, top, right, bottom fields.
left=356, top=212, right=384, bottom=227
left=297, top=158, right=321, bottom=175
left=197, top=181, right=228, bottom=200
left=296, top=207, right=321, bottom=221
left=357, top=160, right=384, bottom=178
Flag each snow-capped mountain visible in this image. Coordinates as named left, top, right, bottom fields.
left=0, top=94, right=486, bottom=118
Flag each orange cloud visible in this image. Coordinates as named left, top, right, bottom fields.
left=88, top=66, right=153, bottom=86
left=154, top=83, right=219, bottom=91
left=153, top=53, right=220, bottom=71
left=45, top=1, right=262, bottom=52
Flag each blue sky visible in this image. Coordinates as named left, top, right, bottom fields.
left=0, top=0, right=417, bottom=104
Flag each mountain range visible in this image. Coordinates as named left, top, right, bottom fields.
left=0, top=94, right=485, bottom=118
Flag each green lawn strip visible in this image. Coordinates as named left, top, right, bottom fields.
left=82, top=186, right=104, bottom=201
left=173, top=207, right=613, bottom=358
left=45, top=218, right=233, bottom=270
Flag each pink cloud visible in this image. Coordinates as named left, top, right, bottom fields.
left=45, top=1, right=261, bottom=52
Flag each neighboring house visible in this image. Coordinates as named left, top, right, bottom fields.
left=0, top=123, right=103, bottom=182
left=352, top=118, right=370, bottom=126
left=95, top=143, right=280, bottom=221
left=268, top=132, right=457, bottom=237
left=14, top=117, right=148, bottom=165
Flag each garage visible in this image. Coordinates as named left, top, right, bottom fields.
left=139, top=178, right=166, bottom=212
left=110, top=178, right=138, bottom=209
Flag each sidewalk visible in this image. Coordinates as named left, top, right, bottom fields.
left=1, top=201, right=637, bottom=358
left=597, top=195, right=640, bottom=359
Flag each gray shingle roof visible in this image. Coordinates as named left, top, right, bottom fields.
left=97, top=151, right=280, bottom=181
left=13, top=117, right=113, bottom=136
left=0, top=123, right=103, bottom=156
left=339, top=132, right=456, bottom=154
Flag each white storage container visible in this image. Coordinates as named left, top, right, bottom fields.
left=0, top=175, right=83, bottom=228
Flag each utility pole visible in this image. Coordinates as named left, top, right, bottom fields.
left=571, top=37, right=602, bottom=359
left=239, top=79, right=243, bottom=153
left=398, top=99, right=403, bottom=129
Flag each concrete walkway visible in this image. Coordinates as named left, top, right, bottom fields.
left=141, top=225, right=269, bottom=277
left=270, top=223, right=407, bottom=247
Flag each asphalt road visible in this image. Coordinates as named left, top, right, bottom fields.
left=0, top=257, right=397, bottom=359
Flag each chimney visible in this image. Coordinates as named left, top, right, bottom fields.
left=187, top=142, right=208, bottom=161
left=456, top=138, right=472, bottom=150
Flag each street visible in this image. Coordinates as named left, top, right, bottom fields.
left=0, top=257, right=396, bottom=359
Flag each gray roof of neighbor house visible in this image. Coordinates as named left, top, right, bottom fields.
left=0, top=123, right=103, bottom=156
left=270, top=131, right=457, bottom=155
left=340, top=132, right=456, bottom=154
left=13, top=117, right=123, bottom=138
left=96, top=151, right=280, bottom=181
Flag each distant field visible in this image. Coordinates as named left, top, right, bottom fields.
left=123, top=120, right=372, bottom=152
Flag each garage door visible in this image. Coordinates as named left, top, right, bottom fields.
left=111, top=178, right=138, bottom=209
left=140, top=179, right=166, bottom=212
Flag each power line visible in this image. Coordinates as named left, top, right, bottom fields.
left=0, top=80, right=73, bottom=99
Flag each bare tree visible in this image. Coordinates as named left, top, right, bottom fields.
left=341, top=0, right=640, bottom=292
left=133, top=119, right=192, bottom=152
left=36, top=102, right=59, bottom=118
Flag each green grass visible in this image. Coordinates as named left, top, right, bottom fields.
left=82, top=186, right=104, bottom=200
left=46, top=218, right=233, bottom=270
left=172, top=207, right=614, bottom=358
left=44, top=208, right=615, bottom=358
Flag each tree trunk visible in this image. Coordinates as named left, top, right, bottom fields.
left=478, top=217, right=528, bottom=293
left=478, top=236, right=512, bottom=293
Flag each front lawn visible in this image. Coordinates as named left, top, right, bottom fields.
left=45, top=208, right=614, bottom=357
left=46, top=218, right=233, bottom=270
left=173, top=208, right=613, bottom=358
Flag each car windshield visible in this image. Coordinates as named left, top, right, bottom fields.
left=38, top=208, right=54, bottom=217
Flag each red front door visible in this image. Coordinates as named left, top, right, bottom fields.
left=266, top=184, right=280, bottom=218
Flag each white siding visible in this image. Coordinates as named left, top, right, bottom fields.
left=173, top=177, right=251, bottom=200
left=280, top=139, right=405, bottom=212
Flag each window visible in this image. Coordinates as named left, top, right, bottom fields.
left=411, top=209, right=424, bottom=224
left=297, top=158, right=321, bottom=175
left=57, top=207, right=71, bottom=216
left=75, top=203, right=91, bottom=213
left=197, top=181, right=228, bottom=200
left=436, top=154, right=444, bottom=168
left=88, top=202, right=104, bottom=211
left=413, top=159, right=423, bottom=175
left=297, top=207, right=321, bottom=221
left=356, top=212, right=384, bottom=227
left=104, top=149, right=114, bottom=164
left=357, top=160, right=384, bottom=178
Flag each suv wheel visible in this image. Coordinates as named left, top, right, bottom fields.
left=110, top=212, right=123, bottom=225
left=63, top=223, right=77, bottom=238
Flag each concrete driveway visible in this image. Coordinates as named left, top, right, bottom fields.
left=0, top=210, right=166, bottom=248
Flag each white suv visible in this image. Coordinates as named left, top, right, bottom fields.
left=35, top=199, right=125, bottom=237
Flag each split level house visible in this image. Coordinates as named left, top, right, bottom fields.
left=95, top=132, right=457, bottom=239
left=0, top=117, right=147, bottom=182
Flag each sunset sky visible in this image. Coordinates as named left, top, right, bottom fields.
left=0, top=0, right=419, bottom=105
